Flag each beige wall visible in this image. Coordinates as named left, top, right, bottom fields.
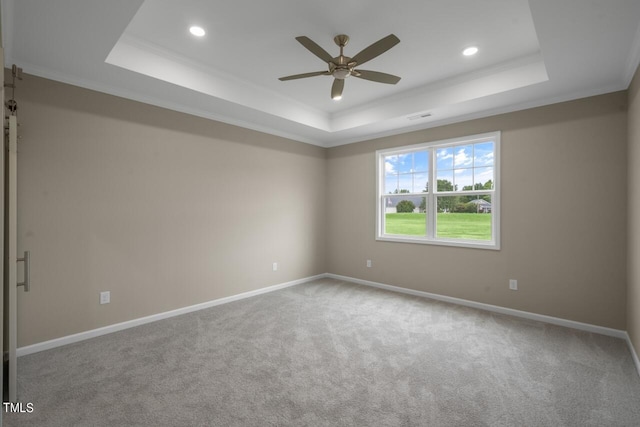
left=14, top=70, right=632, bottom=347
left=327, top=92, right=628, bottom=329
left=628, top=68, right=640, bottom=358
left=15, top=73, right=327, bottom=346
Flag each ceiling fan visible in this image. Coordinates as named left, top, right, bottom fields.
left=279, top=34, right=401, bottom=100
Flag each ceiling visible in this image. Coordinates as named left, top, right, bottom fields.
left=3, top=0, right=640, bottom=147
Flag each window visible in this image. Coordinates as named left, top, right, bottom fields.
left=376, top=132, right=500, bottom=249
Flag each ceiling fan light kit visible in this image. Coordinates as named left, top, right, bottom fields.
left=279, top=34, right=401, bottom=100
left=189, top=26, right=205, bottom=37
left=463, top=46, right=479, bottom=56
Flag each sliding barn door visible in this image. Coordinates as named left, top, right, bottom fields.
left=0, top=44, right=4, bottom=419
left=3, top=65, right=30, bottom=405
left=4, top=113, right=18, bottom=403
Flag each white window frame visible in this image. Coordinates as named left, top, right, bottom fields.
left=376, top=131, right=500, bottom=250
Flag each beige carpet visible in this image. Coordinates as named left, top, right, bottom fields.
left=5, top=278, right=640, bottom=426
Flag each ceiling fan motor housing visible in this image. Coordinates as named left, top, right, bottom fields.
left=330, top=59, right=355, bottom=79
left=331, top=34, right=354, bottom=79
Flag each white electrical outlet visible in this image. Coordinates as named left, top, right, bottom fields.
left=509, top=279, right=518, bottom=291
left=100, top=291, right=110, bottom=304
left=366, top=260, right=372, bottom=268
left=273, top=262, right=278, bottom=271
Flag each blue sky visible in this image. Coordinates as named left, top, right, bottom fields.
left=385, top=141, right=494, bottom=194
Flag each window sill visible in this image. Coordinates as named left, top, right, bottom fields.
left=376, top=235, right=500, bottom=250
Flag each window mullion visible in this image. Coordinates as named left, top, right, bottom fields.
left=427, top=147, right=436, bottom=239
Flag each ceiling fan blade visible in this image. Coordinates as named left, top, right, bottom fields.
left=279, top=71, right=330, bottom=81
left=353, top=70, right=401, bottom=84
left=331, top=79, right=344, bottom=99
left=351, top=34, right=400, bottom=66
left=295, top=36, right=334, bottom=63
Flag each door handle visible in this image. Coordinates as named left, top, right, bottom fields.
left=17, top=250, right=30, bottom=292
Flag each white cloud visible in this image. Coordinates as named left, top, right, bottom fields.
left=475, top=151, right=494, bottom=166
left=385, top=161, right=396, bottom=174
left=437, top=150, right=453, bottom=160
left=455, top=148, right=473, bottom=167
left=475, top=167, right=494, bottom=184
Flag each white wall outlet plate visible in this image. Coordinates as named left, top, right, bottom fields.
left=100, top=291, right=110, bottom=304
left=509, top=279, right=518, bottom=291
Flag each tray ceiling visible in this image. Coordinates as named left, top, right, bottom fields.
left=3, top=0, right=640, bottom=146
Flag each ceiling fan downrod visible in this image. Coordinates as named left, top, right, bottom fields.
left=332, top=35, right=353, bottom=80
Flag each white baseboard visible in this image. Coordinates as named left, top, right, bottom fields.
left=326, top=273, right=628, bottom=340
left=17, top=274, right=325, bottom=357
left=18, top=272, right=635, bottom=366
left=626, top=333, right=640, bottom=378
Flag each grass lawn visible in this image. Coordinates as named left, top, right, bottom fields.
left=385, top=212, right=492, bottom=240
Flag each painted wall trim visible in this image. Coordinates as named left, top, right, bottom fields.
left=18, top=272, right=635, bottom=366
left=17, top=274, right=325, bottom=357
left=626, top=334, right=640, bottom=378
left=326, top=273, right=628, bottom=340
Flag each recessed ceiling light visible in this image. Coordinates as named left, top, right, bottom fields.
left=463, top=46, right=478, bottom=56
left=332, top=95, right=342, bottom=101
left=189, top=26, right=206, bottom=37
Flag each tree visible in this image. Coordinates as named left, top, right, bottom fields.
left=454, top=202, right=479, bottom=213
left=479, top=180, right=493, bottom=202
left=436, top=179, right=457, bottom=212
left=438, top=197, right=458, bottom=213
left=390, top=189, right=410, bottom=195
left=396, top=200, right=415, bottom=213
left=459, top=180, right=493, bottom=203
left=460, top=183, right=481, bottom=204
left=419, top=183, right=430, bottom=212
left=437, top=179, right=456, bottom=191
